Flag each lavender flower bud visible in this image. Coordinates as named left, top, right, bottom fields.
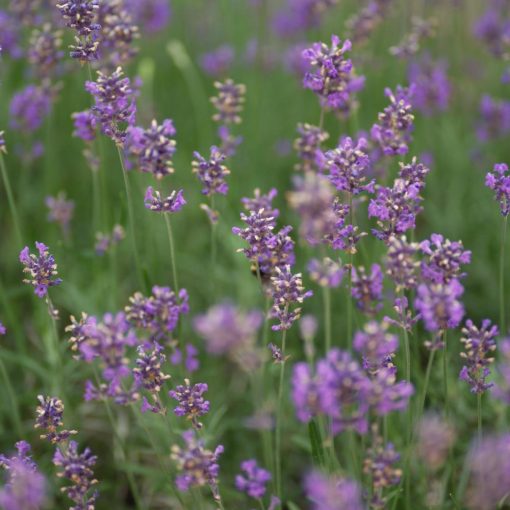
left=169, top=379, right=210, bottom=429
left=144, top=186, right=186, bottom=213
left=235, top=459, right=271, bottom=499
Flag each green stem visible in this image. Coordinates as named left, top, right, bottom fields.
left=164, top=213, right=179, bottom=291
left=116, top=146, right=144, bottom=290
left=443, top=330, right=449, bottom=417
left=500, top=216, right=508, bottom=334
left=323, top=286, right=332, bottom=353
left=347, top=192, right=354, bottom=350
left=418, top=349, right=436, bottom=419
left=46, top=296, right=64, bottom=399
left=0, top=153, right=23, bottom=248
left=0, top=356, right=22, bottom=437
left=477, top=392, right=482, bottom=443
left=275, top=327, right=287, bottom=504
left=210, top=195, right=217, bottom=269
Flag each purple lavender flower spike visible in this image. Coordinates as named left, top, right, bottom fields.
left=293, top=123, right=329, bottom=172
left=368, top=367, right=414, bottom=415
left=0, top=321, right=5, bottom=335
left=34, top=395, right=77, bottom=444
left=371, top=85, right=414, bottom=156
left=304, top=471, right=364, bottom=510
left=72, top=110, right=97, bottom=142
left=19, top=242, right=62, bottom=298
left=385, top=235, right=419, bottom=290
left=346, top=1, right=390, bottom=46
left=414, top=279, right=465, bottom=332
left=459, top=319, right=498, bottom=394
left=308, top=257, right=343, bottom=288
left=46, top=192, right=74, bottom=237
left=268, top=343, right=286, bottom=364
left=486, top=163, right=510, bottom=216
left=10, top=84, right=54, bottom=134
left=292, top=362, right=321, bottom=422
left=144, top=186, right=186, bottom=213
left=192, top=146, right=230, bottom=196
left=351, top=264, right=384, bottom=316
left=125, top=0, right=171, bottom=34
left=169, top=379, right=210, bottom=429
left=171, top=430, right=224, bottom=503
left=28, top=23, right=65, bottom=78
left=126, top=119, right=176, bottom=179
left=53, top=441, right=99, bottom=509
left=269, top=265, right=313, bottom=331
left=302, top=35, right=364, bottom=116
left=415, top=414, right=456, bottom=471
left=242, top=188, right=279, bottom=219
left=476, top=95, right=510, bottom=141
left=390, top=16, right=435, bottom=58
left=473, top=6, right=510, bottom=58
left=200, top=45, right=235, bottom=77
left=211, top=79, right=246, bottom=125
left=235, top=459, right=271, bottom=499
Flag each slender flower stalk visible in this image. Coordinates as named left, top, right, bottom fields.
left=500, top=216, right=508, bottom=333
left=0, top=152, right=23, bottom=248
left=275, top=325, right=287, bottom=504
left=164, top=213, right=179, bottom=291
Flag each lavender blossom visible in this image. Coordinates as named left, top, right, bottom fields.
left=0, top=321, right=5, bottom=335
left=415, top=414, right=456, bottom=471
left=10, top=84, right=53, bottom=133
left=486, top=163, right=510, bottom=216
left=19, top=242, right=62, bottom=298
left=144, top=186, right=186, bottom=213
left=476, top=95, right=510, bottom=141
left=210, top=79, right=246, bottom=125
left=292, top=362, right=321, bottom=422
left=94, top=224, right=125, bottom=256
left=235, top=459, right=271, bottom=499
left=293, top=123, right=329, bottom=172
left=304, top=471, right=364, bottom=510
left=169, top=379, right=210, bottom=429
left=72, top=110, right=97, bottom=142
left=241, top=188, right=279, bottom=219
left=473, top=6, right=510, bottom=57
left=308, top=257, right=343, bottom=288
left=200, top=45, right=234, bottom=77
left=45, top=192, right=74, bottom=237
left=268, top=343, right=285, bottom=364
left=125, top=0, right=171, bottom=34
left=34, top=395, right=77, bottom=444
left=351, top=264, right=384, bottom=316
left=170, top=343, right=200, bottom=373
left=459, top=319, right=498, bottom=394
left=385, top=235, right=419, bottom=290
left=28, top=24, right=64, bottom=78
left=171, top=430, right=224, bottom=502
left=346, top=1, right=388, bottom=46
left=371, top=85, right=414, bottom=156
left=390, top=17, right=435, bottom=58
left=192, top=146, right=230, bottom=196
left=368, top=367, right=414, bottom=416
left=269, top=265, right=312, bottom=331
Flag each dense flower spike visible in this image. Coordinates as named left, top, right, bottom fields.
left=34, top=396, right=77, bottom=444
left=465, top=434, right=510, bottom=510
left=126, top=286, right=189, bottom=341
left=19, top=242, right=62, bottom=298
left=368, top=367, right=414, bottom=415
left=144, top=186, right=186, bottom=213
left=171, top=430, right=224, bottom=501
left=459, top=319, right=498, bottom=394
left=127, top=119, right=176, bottom=179
left=385, top=236, right=419, bottom=290
left=235, top=459, right=271, bottom=499
left=28, top=23, right=64, bottom=78
left=476, top=95, right=510, bottom=141
left=390, top=16, right=435, bottom=58
left=302, top=35, right=364, bottom=115
left=473, top=5, right=510, bottom=58
left=46, top=192, right=74, bottom=237
left=416, top=414, right=456, bottom=472
left=486, top=163, right=510, bottom=216
left=414, top=279, right=465, bottom=332
left=325, top=136, right=373, bottom=194
left=371, top=85, right=414, bottom=156
left=346, top=1, right=390, bottom=45
left=304, top=471, right=364, bottom=510
left=53, top=441, right=99, bottom=510
left=420, top=233, right=471, bottom=283
left=169, top=379, right=210, bottom=428
left=308, top=257, right=343, bottom=288
left=10, top=84, right=54, bottom=134
left=85, top=67, right=138, bottom=144
left=293, top=123, right=329, bottom=172
left=200, top=45, right=234, bottom=77
left=210, top=79, right=246, bottom=125
left=192, top=146, right=230, bottom=196
left=94, top=225, right=125, bottom=255
left=125, top=0, right=171, bottom=34
left=269, top=265, right=312, bottom=331
left=351, top=264, right=384, bottom=316
left=241, top=188, right=279, bottom=219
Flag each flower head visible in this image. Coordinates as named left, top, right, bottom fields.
left=304, top=471, right=364, bottom=510
left=210, top=79, right=246, bottom=125
left=351, top=264, right=384, bottom=316
left=308, top=257, right=343, bottom=288
left=192, top=146, right=230, bottom=196
left=46, top=192, right=74, bottom=237
left=34, top=395, right=77, bottom=444
left=293, top=123, right=329, bottom=172
left=169, top=379, right=210, bottom=429
left=144, top=186, right=186, bottom=213
left=486, top=163, right=510, bottom=216
left=416, top=414, right=456, bottom=472
left=235, top=459, right=271, bottom=499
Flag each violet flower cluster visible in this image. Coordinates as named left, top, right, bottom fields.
left=476, top=95, right=510, bottom=142
left=351, top=264, right=384, bottom=316
left=415, top=414, right=456, bottom=472
left=144, top=186, right=186, bottom=214
left=95, top=224, right=125, bottom=255
left=46, top=192, right=74, bottom=237
left=293, top=123, right=329, bottom=172
left=192, top=146, right=230, bottom=196
left=235, top=459, right=271, bottom=500
left=486, top=162, right=510, bottom=216
left=169, top=379, right=210, bottom=429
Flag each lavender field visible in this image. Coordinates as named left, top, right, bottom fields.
left=1, top=0, right=510, bottom=509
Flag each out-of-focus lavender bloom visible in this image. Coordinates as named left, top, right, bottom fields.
left=415, top=279, right=465, bottom=332
left=459, top=319, right=498, bottom=394
left=420, top=233, right=471, bottom=284
left=28, top=24, right=64, bottom=78
left=270, top=265, right=312, bottom=331
left=346, top=1, right=389, bottom=46
left=85, top=67, right=138, bottom=145
left=235, top=459, right=271, bottom=499
left=371, top=85, right=414, bottom=156
left=56, top=0, right=101, bottom=61
left=169, top=379, right=209, bottom=429
left=0, top=321, right=5, bottom=335
left=473, top=6, right=510, bottom=57
left=144, top=186, right=186, bottom=213
left=0, top=443, right=46, bottom=510
left=211, top=79, right=246, bottom=125
left=385, top=296, right=420, bottom=333
left=284, top=42, right=310, bottom=76
left=19, top=242, right=62, bottom=298
left=486, top=162, right=510, bottom=216
left=325, top=199, right=366, bottom=254
left=53, top=441, right=98, bottom=510
left=353, top=320, right=398, bottom=376
left=385, top=235, right=419, bottom=291
left=351, top=264, right=384, bottom=316
left=326, top=136, right=373, bottom=194
left=200, top=45, right=235, bottom=77
left=218, top=125, right=242, bottom=157
left=126, top=119, right=176, bottom=179
left=94, top=224, right=125, bottom=255
left=493, top=338, right=510, bottom=403
left=171, top=430, right=224, bottom=502
left=368, top=367, right=414, bottom=415
left=302, top=35, right=364, bottom=115
left=10, top=84, right=53, bottom=133
left=133, top=342, right=170, bottom=414
left=125, top=0, right=171, bottom=34
left=126, top=286, right=189, bottom=341
left=408, top=56, right=450, bottom=115
left=476, top=95, right=510, bottom=141
left=293, top=123, right=329, bottom=173
left=45, top=192, right=74, bottom=237
left=465, top=433, right=510, bottom=510
left=0, top=11, right=22, bottom=59
left=170, top=343, right=200, bottom=373
left=34, top=395, right=77, bottom=444
left=192, top=146, right=230, bottom=196
left=242, top=188, right=279, bottom=219
left=390, top=16, right=435, bottom=58
left=308, top=257, right=343, bottom=288
left=304, top=470, right=364, bottom=510
left=292, top=362, right=321, bottom=422
left=416, top=414, right=456, bottom=471
left=72, top=109, right=97, bottom=142
left=268, top=342, right=285, bottom=364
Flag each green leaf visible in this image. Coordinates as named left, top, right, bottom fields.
left=308, top=420, right=326, bottom=468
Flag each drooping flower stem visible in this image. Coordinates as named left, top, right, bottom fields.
left=164, top=213, right=179, bottom=291
left=275, top=326, right=288, bottom=504
left=500, top=216, right=508, bottom=334
left=323, top=286, right=332, bottom=353
left=116, top=145, right=144, bottom=289
left=0, top=153, right=23, bottom=248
